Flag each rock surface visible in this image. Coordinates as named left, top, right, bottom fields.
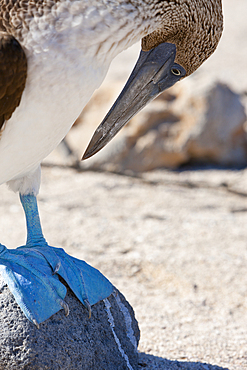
left=0, top=276, right=140, bottom=370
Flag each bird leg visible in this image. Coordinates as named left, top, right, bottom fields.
left=0, top=193, right=113, bottom=326
left=20, top=193, right=48, bottom=248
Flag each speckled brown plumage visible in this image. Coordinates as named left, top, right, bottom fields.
left=0, top=31, right=27, bottom=130
left=0, top=0, right=60, bottom=41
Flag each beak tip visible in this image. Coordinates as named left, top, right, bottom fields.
left=82, top=129, right=105, bottom=160
left=81, top=151, right=91, bottom=161
left=82, top=145, right=99, bottom=160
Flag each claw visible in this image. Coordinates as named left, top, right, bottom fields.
left=60, top=299, right=70, bottom=317
left=32, top=319, right=40, bottom=329
left=52, top=260, right=61, bottom=275
left=84, top=298, right=92, bottom=319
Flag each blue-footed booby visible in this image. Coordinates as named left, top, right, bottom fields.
left=0, top=0, right=223, bottom=325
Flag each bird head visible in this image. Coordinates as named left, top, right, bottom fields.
left=83, top=0, right=223, bottom=160
left=141, top=0, right=223, bottom=77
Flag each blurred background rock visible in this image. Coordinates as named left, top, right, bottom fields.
left=45, top=0, right=247, bottom=174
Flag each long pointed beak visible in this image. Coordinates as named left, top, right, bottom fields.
left=82, top=42, right=186, bottom=160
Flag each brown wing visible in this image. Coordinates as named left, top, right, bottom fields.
left=0, top=31, right=27, bottom=130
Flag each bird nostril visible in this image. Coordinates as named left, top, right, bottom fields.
left=171, top=68, right=181, bottom=76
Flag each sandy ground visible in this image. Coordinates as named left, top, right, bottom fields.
left=0, top=0, right=247, bottom=369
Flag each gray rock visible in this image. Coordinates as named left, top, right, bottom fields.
left=0, top=275, right=140, bottom=370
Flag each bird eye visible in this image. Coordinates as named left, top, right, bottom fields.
left=171, top=68, right=181, bottom=76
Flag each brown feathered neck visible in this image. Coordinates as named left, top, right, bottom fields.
left=141, top=0, right=223, bottom=76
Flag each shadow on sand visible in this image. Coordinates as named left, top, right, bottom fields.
left=138, top=352, right=229, bottom=370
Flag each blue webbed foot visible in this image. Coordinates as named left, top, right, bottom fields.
left=0, top=244, right=67, bottom=326
left=0, top=244, right=113, bottom=326
left=0, top=194, right=113, bottom=326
